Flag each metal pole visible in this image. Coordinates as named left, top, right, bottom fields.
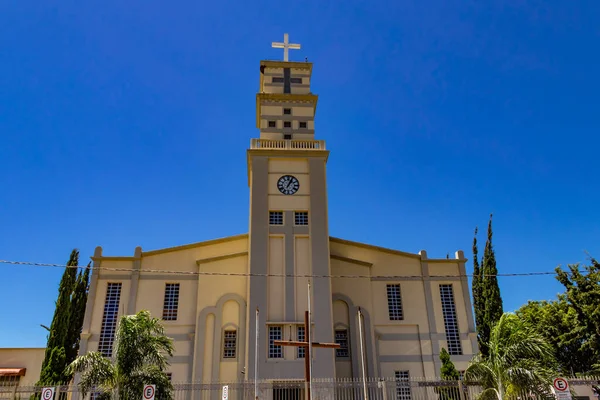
left=358, top=308, right=368, bottom=400
left=255, top=307, right=259, bottom=400
left=308, top=281, right=314, bottom=400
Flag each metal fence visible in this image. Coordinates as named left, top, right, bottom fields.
left=2, top=377, right=598, bottom=400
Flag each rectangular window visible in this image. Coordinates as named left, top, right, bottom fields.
left=269, top=211, right=283, bottom=225
left=0, top=376, right=20, bottom=387
left=335, top=329, right=349, bottom=358
left=98, top=283, right=122, bottom=357
left=284, top=133, right=292, bottom=140
left=162, top=283, right=180, bottom=321
left=269, top=326, right=283, bottom=358
left=294, top=211, right=308, bottom=225
left=395, top=371, right=412, bottom=400
left=268, top=120, right=277, bottom=128
left=297, top=326, right=305, bottom=358
left=290, top=77, right=302, bottom=84
left=299, top=121, right=307, bottom=129
left=283, top=108, right=292, bottom=115
left=223, top=330, right=237, bottom=359
left=387, top=284, right=404, bottom=320
left=440, top=284, right=463, bottom=355
left=284, top=121, right=291, bottom=128
left=272, top=77, right=284, bottom=83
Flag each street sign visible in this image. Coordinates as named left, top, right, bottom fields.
left=222, top=385, right=229, bottom=400
left=143, top=384, right=156, bottom=400
left=553, top=377, right=572, bottom=400
left=41, top=387, right=55, bottom=400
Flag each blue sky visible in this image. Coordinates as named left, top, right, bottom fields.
left=1, top=0, right=599, bottom=347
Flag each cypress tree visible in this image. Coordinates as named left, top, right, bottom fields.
left=471, top=227, right=485, bottom=353
left=480, top=214, right=503, bottom=357
left=38, top=250, right=85, bottom=385
left=65, top=262, right=91, bottom=373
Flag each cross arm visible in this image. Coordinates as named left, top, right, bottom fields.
left=273, top=340, right=341, bottom=348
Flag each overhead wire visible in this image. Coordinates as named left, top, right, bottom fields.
left=0, top=259, right=569, bottom=279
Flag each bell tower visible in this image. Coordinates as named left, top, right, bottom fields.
left=246, top=34, right=335, bottom=380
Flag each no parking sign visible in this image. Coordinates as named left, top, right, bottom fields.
left=41, top=387, right=55, bottom=400
left=143, top=384, right=156, bottom=400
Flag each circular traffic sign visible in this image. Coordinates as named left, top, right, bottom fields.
left=42, top=388, right=54, bottom=400
left=553, top=377, right=569, bottom=392
left=143, top=385, right=155, bottom=400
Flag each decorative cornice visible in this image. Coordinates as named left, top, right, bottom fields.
left=142, top=234, right=248, bottom=257
left=330, top=254, right=373, bottom=267
left=260, top=60, right=313, bottom=72
left=329, top=237, right=421, bottom=259
left=196, top=251, right=248, bottom=266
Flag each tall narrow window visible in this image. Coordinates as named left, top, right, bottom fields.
left=162, top=283, right=180, bottom=321
left=440, top=284, right=463, bottom=355
left=297, top=326, right=305, bottom=358
left=269, top=326, right=283, bottom=358
left=98, top=283, right=122, bottom=357
left=335, top=329, right=349, bottom=358
left=223, top=330, right=237, bottom=359
left=395, top=371, right=412, bottom=400
left=294, top=211, right=308, bottom=226
left=387, top=284, right=404, bottom=320
left=269, top=211, right=283, bottom=225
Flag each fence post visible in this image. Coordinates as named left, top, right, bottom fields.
left=458, top=380, right=466, bottom=400
left=378, top=379, right=387, bottom=400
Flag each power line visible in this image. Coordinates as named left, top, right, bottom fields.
left=0, top=259, right=566, bottom=279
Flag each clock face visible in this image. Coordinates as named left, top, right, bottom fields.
left=277, top=175, right=300, bottom=195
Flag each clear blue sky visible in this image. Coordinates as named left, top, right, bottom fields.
left=1, top=0, right=599, bottom=348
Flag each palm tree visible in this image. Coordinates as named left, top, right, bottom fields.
left=66, top=310, right=174, bottom=400
left=465, top=313, right=556, bottom=400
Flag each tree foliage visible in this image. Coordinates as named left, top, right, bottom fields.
left=465, top=313, right=556, bottom=400
left=38, top=250, right=91, bottom=385
left=555, top=258, right=600, bottom=367
left=472, top=227, right=485, bottom=354
left=472, top=215, right=504, bottom=357
left=67, top=310, right=174, bottom=400
left=516, top=298, right=596, bottom=375
left=517, top=258, right=600, bottom=375
left=436, top=348, right=461, bottom=400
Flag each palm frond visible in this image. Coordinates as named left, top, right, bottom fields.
left=66, top=352, right=116, bottom=395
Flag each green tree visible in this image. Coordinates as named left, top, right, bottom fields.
left=38, top=250, right=79, bottom=385
left=38, top=251, right=91, bottom=385
left=67, top=310, right=174, bottom=400
left=65, top=264, right=91, bottom=368
left=436, top=348, right=461, bottom=400
left=479, top=214, right=503, bottom=357
left=465, top=313, right=556, bottom=400
left=471, top=227, right=485, bottom=354
left=516, top=298, right=596, bottom=375
left=555, top=258, right=600, bottom=369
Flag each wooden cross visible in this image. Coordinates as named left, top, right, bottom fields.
left=274, top=311, right=340, bottom=400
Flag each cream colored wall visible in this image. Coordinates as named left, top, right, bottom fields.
left=330, top=239, right=475, bottom=379
left=0, top=348, right=45, bottom=385
left=86, top=237, right=249, bottom=383
left=268, top=236, right=285, bottom=321
left=268, top=159, right=311, bottom=211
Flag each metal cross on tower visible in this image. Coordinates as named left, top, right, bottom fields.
left=272, top=33, right=301, bottom=62
left=274, top=310, right=340, bottom=400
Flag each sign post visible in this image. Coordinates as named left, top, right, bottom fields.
left=222, top=385, right=229, bottom=400
left=41, top=387, right=55, bottom=400
left=143, top=384, right=156, bottom=400
left=553, top=377, right=572, bottom=400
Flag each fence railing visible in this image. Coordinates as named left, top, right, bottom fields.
left=250, top=139, right=326, bottom=150
left=2, top=377, right=598, bottom=400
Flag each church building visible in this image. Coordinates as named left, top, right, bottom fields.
left=79, top=35, right=477, bottom=384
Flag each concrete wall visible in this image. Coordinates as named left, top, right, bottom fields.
left=0, top=348, right=45, bottom=384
